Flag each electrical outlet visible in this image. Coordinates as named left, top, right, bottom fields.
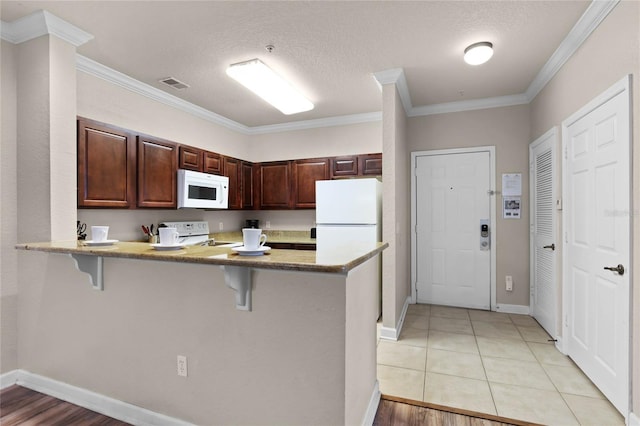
left=219, top=222, right=224, bottom=231
left=266, top=221, right=271, bottom=229
left=177, top=355, right=188, bottom=377
left=505, top=275, right=513, bottom=292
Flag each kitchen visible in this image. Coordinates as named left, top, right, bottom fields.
left=1, top=1, right=639, bottom=425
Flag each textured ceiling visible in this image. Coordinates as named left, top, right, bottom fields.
left=1, top=1, right=590, bottom=127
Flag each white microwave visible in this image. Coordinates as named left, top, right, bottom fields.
left=177, top=169, right=229, bottom=209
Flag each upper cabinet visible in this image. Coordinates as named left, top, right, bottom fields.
left=241, top=161, right=255, bottom=210
left=258, top=161, right=292, bottom=209
left=77, top=118, right=136, bottom=208
left=331, top=155, right=358, bottom=178
left=178, top=145, right=203, bottom=172
left=137, top=135, right=178, bottom=208
left=292, top=158, right=330, bottom=209
left=223, top=156, right=241, bottom=210
left=359, top=153, right=382, bottom=175
left=204, top=151, right=224, bottom=175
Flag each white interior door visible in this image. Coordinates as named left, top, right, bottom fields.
left=563, top=76, right=630, bottom=416
left=414, top=150, right=492, bottom=309
left=529, top=129, right=558, bottom=337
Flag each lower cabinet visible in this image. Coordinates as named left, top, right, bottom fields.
left=137, top=135, right=178, bottom=208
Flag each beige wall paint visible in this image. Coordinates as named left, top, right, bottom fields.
left=408, top=105, right=531, bottom=307
left=1, top=40, right=19, bottom=373
left=381, top=84, right=410, bottom=330
left=529, top=0, right=640, bottom=415
left=247, top=121, right=382, bottom=163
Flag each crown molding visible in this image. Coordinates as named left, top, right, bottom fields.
left=410, top=93, right=529, bottom=117
left=76, top=54, right=251, bottom=135
left=524, top=0, right=619, bottom=101
left=373, top=68, right=412, bottom=115
left=0, top=10, right=93, bottom=46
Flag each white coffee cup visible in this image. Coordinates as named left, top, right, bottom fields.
left=242, top=228, right=267, bottom=250
left=159, top=227, right=179, bottom=246
left=91, top=226, right=109, bottom=242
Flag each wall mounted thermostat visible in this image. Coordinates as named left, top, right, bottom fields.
left=480, top=219, right=490, bottom=251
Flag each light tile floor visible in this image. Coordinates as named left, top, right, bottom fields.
left=377, top=304, right=625, bottom=426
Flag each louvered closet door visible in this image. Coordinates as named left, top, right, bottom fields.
left=529, top=129, right=557, bottom=338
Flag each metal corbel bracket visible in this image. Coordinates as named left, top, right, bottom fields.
left=221, top=265, right=252, bottom=311
left=69, top=254, right=104, bottom=291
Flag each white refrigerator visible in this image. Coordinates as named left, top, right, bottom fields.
left=316, top=178, right=382, bottom=319
left=315, top=178, right=382, bottom=244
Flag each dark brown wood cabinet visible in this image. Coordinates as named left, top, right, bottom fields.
left=178, top=146, right=204, bottom=171
left=331, top=155, right=358, bottom=178
left=204, top=151, right=224, bottom=175
left=137, top=135, right=178, bottom=208
left=292, top=158, right=330, bottom=208
left=359, top=153, right=383, bottom=175
left=77, top=118, right=136, bottom=208
left=223, top=156, right=241, bottom=210
left=241, top=161, right=255, bottom=210
left=258, top=161, right=292, bottom=209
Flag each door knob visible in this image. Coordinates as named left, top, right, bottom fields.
left=604, top=264, right=625, bottom=275
left=543, top=244, right=555, bottom=250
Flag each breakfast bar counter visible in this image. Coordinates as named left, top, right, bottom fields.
left=15, top=240, right=387, bottom=273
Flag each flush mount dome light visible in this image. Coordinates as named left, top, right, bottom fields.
left=464, top=41, right=494, bottom=65
left=226, top=59, right=314, bottom=115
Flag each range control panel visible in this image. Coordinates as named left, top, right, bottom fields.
left=160, top=221, right=209, bottom=237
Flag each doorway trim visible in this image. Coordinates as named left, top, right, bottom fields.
left=410, top=146, right=497, bottom=310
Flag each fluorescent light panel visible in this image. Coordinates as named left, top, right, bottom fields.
left=226, top=59, right=314, bottom=115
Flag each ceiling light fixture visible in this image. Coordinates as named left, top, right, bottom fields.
left=226, top=59, right=314, bottom=115
left=463, top=41, right=494, bottom=65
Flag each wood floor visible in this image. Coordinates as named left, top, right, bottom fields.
left=0, top=385, right=131, bottom=426
left=1, top=385, right=540, bottom=425
left=374, top=395, right=542, bottom=426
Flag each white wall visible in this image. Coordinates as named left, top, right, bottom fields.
left=408, top=105, right=531, bottom=307
left=528, top=0, right=640, bottom=415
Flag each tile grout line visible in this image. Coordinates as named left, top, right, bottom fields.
left=472, top=311, right=500, bottom=417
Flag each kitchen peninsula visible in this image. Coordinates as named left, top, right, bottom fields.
left=15, top=240, right=387, bottom=425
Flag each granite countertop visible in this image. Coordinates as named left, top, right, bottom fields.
left=15, top=240, right=387, bottom=274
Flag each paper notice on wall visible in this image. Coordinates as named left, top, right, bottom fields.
left=503, top=196, right=521, bottom=219
left=502, top=173, right=522, bottom=196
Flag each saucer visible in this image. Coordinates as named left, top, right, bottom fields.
left=84, top=239, right=118, bottom=247
left=231, top=246, right=271, bottom=256
left=150, top=243, right=186, bottom=251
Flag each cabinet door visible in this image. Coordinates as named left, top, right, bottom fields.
left=293, top=158, right=329, bottom=208
left=331, top=155, right=358, bottom=178
left=204, top=151, right=224, bottom=175
left=179, top=146, right=203, bottom=171
left=77, top=118, right=136, bottom=208
left=137, top=136, right=178, bottom=208
left=241, top=161, right=255, bottom=210
left=359, top=153, right=382, bottom=175
left=223, top=157, right=241, bottom=210
left=258, top=161, right=292, bottom=209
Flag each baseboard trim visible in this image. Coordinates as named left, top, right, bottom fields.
left=0, top=370, right=19, bottom=389
left=495, top=303, right=530, bottom=315
left=2, top=370, right=193, bottom=426
left=361, top=380, right=381, bottom=426
left=379, top=296, right=411, bottom=341
left=629, top=411, right=640, bottom=426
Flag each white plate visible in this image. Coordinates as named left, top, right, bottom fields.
left=84, top=239, right=118, bottom=246
left=150, top=243, right=186, bottom=251
left=231, top=246, right=271, bottom=256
